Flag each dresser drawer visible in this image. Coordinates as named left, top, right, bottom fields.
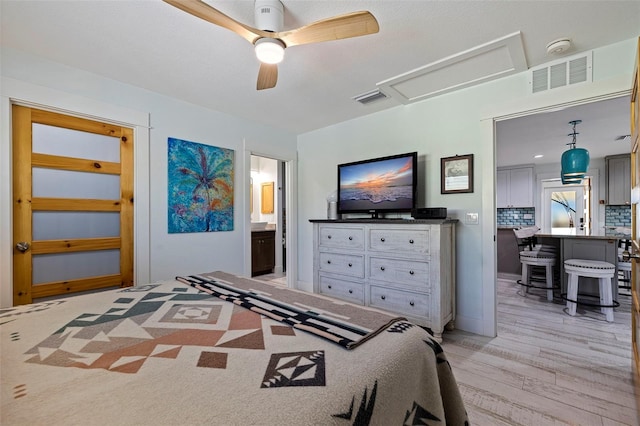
left=319, top=275, right=364, bottom=304
left=369, top=257, right=430, bottom=289
left=369, top=228, right=429, bottom=254
left=369, top=285, right=429, bottom=319
left=319, top=225, right=364, bottom=250
left=319, top=252, right=365, bottom=278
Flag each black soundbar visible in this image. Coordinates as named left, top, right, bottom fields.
left=412, top=207, right=447, bottom=220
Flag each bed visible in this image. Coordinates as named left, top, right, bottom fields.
left=1, top=271, right=468, bottom=425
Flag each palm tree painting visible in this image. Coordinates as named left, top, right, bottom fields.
left=168, top=138, right=234, bottom=233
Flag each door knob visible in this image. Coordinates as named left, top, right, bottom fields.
left=622, top=250, right=640, bottom=261
left=16, top=241, right=30, bottom=252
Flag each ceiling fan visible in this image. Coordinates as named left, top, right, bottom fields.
left=163, top=0, right=380, bottom=90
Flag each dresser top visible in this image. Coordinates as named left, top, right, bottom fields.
left=309, top=218, right=458, bottom=224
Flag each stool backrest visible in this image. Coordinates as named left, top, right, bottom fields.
left=513, top=226, right=540, bottom=251
left=619, top=238, right=631, bottom=261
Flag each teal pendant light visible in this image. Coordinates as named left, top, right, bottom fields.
left=561, top=120, right=589, bottom=184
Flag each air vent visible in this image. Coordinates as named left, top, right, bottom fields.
left=530, top=51, right=592, bottom=93
left=353, top=89, right=388, bottom=105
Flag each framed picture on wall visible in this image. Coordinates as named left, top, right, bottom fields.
left=441, top=154, right=474, bottom=194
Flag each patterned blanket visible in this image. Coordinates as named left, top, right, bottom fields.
left=177, top=272, right=405, bottom=349
left=1, top=271, right=468, bottom=425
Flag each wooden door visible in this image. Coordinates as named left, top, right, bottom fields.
left=12, top=105, right=134, bottom=305
left=630, top=37, right=639, bottom=378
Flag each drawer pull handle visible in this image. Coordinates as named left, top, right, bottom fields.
left=348, top=289, right=353, bottom=294
left=380, top=266, right=385, bottom=271
left=348, top=236, right=353, bottom=241
left=409, top=239, right=414, bottom=244
left=328, top=285, right=332, bottom=289
left=380, top=237, right=385, bottom=242
left=409, top=301, right=415, bottom=306
left=327, top=260, right=331, bottom=264
left=409, top=270, right=414, bottom=275
left=381, top=295, right=386, bottom=300
left=348, top=263, right=353, bottom=267
left=328, top=235, right=332, bottom=239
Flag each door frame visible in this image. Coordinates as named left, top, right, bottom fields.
left=480, top=77, right=633, bottom=338
left=0, top=78, right=151, bottom=308
left=244, top=148, right=297, bottom=289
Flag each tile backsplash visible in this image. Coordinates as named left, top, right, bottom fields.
left=497, top=207, right=535, bottom=227
left=604, top=205, right=631, bottom=235
left=498, top=205, right=631, bottom=232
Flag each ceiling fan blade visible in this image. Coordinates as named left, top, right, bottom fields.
left=163, top=0, right=269, bottom=44
left=276, top=11, right=379, bottom=47
left=257, top=63, right=278, bottom=90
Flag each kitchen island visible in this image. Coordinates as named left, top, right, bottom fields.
left=535, top=231, right=621, bottom=302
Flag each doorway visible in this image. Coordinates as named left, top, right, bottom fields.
left=12, top=105, right=134, bottom=305
left=250, top=154, right=286, bottom=284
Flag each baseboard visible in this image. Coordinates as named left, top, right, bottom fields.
left=452, top=313, right=493, bottom=337
left=498, top=272, right=519, bottom=282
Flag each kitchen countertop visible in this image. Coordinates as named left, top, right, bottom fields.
left=498, top=226, right=627, bottom=240
left=534, top=231, right=621, bottom=240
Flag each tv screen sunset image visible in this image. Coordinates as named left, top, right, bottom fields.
left=339, top=156, right=414, bottom=211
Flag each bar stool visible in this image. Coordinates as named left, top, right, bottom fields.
left=564, top=259, right=616, bottom=322
left=519, top=250, right=555, bottom=301
left=513, top=227, right=557, bottom=300
left=618, top=239, right=631, bottom=292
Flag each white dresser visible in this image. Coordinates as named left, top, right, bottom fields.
left=310, top=219, right=457, bottom=341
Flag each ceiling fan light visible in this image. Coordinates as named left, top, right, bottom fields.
left=255, top=38, right=285, bottom=64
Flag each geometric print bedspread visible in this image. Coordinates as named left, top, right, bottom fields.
left=0, top=273, right=469, bottom=425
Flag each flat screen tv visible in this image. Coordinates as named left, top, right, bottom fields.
left=337, top=152, right=418, bottom=218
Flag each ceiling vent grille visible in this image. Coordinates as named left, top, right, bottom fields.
left=353, top=89, right=388, bottom=105
left=530, top=51, right=592, bottom=93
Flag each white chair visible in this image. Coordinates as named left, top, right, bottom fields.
left=564, top=259, right=616, bottom=322
left=519, top=250, right=555, bottom=301
left=514, top=227, right=557, bottom=301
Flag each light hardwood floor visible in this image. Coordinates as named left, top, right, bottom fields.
left=442, top=277, right=639, bottom=425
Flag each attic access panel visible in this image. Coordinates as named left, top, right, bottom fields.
left=377, top=32, right=527, bottom=104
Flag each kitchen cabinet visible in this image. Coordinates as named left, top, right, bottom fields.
left=310, top=219, right=457, bottom=342
left=497, top=166, right=534, bottom=208
left=605, top=154, right=630, bottom=205
left=251, top=230, right=275, bottom=276
left=497, top=228, right=521, bottom=275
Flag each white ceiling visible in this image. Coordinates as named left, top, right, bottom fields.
left=496, top=95, right=632, bottom=167
left=1, top=0, right=639, bottom=156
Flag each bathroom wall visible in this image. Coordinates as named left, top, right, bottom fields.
left=250, top=155, right=278, bottom=224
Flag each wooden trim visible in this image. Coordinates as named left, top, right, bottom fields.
left=12, top=105, right=34, bottom=305
left=32, top=197, right=121, bottom=212
left=31, top=237, right=121, bottom=254
left=32, top=153, right=120, bottom=175
left=31, top=108, right=123, bottom=137
left=31, top=274, right=123, bottom=299
left=119, top=127, right=134, bottom=287
left=631, top=36, right=640, bottom=379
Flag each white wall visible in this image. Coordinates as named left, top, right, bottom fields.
left=296, top=38, right=638, bottom=336
left=0, top=48, right=297, bottom=307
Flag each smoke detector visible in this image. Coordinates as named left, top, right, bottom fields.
left=546, top=38, right=572, bottom=55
